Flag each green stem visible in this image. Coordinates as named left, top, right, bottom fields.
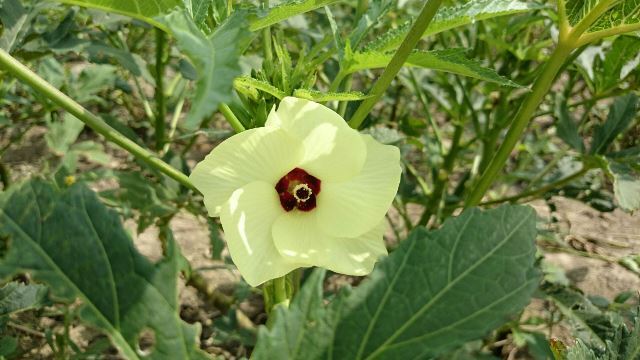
left=273, top=276, right=289, bottom=308
left=348, top=0, right=444, bottom=129
left=464, top=41, right=574, bottom=207
left=154, top=28, right=167, bottom=150
left=480, top=167, right=590, bottom=206
left=219, top=103, right=245, bottom=133
left=0, top=48, right=196, bottom=192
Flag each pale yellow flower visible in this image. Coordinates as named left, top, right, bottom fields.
left=190, top=97, right=401, bottom=286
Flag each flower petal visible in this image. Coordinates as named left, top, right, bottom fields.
left=316, top=135, right=401, bottom=238
left=220, top=181, right=302, bottom=287
left=272, top=211, right=387, bottom=276
left=266, top=97, right=366, bottom=182
left=190, top=127, right=303, bottom=216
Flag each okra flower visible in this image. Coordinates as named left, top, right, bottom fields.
left=190, top=97, right=401, bottom=286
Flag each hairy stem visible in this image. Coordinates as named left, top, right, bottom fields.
left=348, top=0, right=444, bottom=129
left=0, top=49, right=196, bottom=192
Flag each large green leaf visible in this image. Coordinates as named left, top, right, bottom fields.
left=566, top=0, right=640, bottom=33
left=57, top=0, right=182, bottom=31
left=0, top=180, right=209, bottom=360
left=249, top=0, right=342, bottom=31
left=590, top=94, right=638, bottom=154
left=0, top=282, right=48, bottom=316
left=254, top=205, right=539, bottom=359
left=368, top=0, right=544, bottom=52
left=162, top=10, right=252, bottom=130
left=345, top=48, right=521, bottom=87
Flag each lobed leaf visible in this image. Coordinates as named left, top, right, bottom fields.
left=0, top=180, right=210, bottom=360
left=254, top=205, right=540, bottom=359
left=367, top=0, right=544, bottom=52
left=162, top=10, right=252, bottom=130
left=345, top=48, right=521, bottom=87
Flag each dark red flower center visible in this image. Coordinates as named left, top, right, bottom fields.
left=275, top=168, right=321, bottom=212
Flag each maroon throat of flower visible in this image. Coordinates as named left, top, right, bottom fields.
left=275, top=168, right=321, bottom=212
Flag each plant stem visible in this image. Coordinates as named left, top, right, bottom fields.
left=0, top=48, right=196, bottom=192
left=273, top=276, right=289, bottom=308
left=464, top=41, right=574, bottom=207
left=480, top=167, right=590, bottom=206
left=348, top=0, right=444, bottom=129
left=219, top=103, right=245, bottom=133
left=577, top=23, right=640, bottom=47
left=154, top=28, right=167, bottom=150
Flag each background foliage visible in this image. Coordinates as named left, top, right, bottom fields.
left=0, top=0, right=639, bottom=359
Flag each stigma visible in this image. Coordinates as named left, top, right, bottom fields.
left=275, top=168, right=321, bottom=212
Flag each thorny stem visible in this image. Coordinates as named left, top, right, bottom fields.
left=348, top=0, right=444, bottom=129
left=0, top=48, right=197, bottom=192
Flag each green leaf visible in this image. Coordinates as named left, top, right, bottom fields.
left=367, top=0, right=544, bottom=52
left=567, top=0, right=640, bottom=33
left=45, top=113, right=85, bottom=155
left=162, top=10, right=252, bottom=130
left=554, top=94, right=585, bottom=152
left=0, top=180, right=210, bottom=360
left=57, top=0, right=182, bottom=32
left=0, top=0, right=28, bottom=52
left=590, top=94, right=638, bottom=154
left=595, top=36, right=640, bottom=93
left=0, top=337, right=18, bottom=357
left=253, top=269, right=349, bottom=359
left=608, top=160, right=640, bottom=211
left=0, top=282, right=48, bottom=316
left=254, top=205, right=539, bottom=359
left=234, top=76, right=287, bottom=100
left=348, top=0, right=394, bottom=49
left=249, top=0, right=342, bottom=31
left=292, top=89, right=371, bottom=102
left=345, top=49, right=521, bottom=87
